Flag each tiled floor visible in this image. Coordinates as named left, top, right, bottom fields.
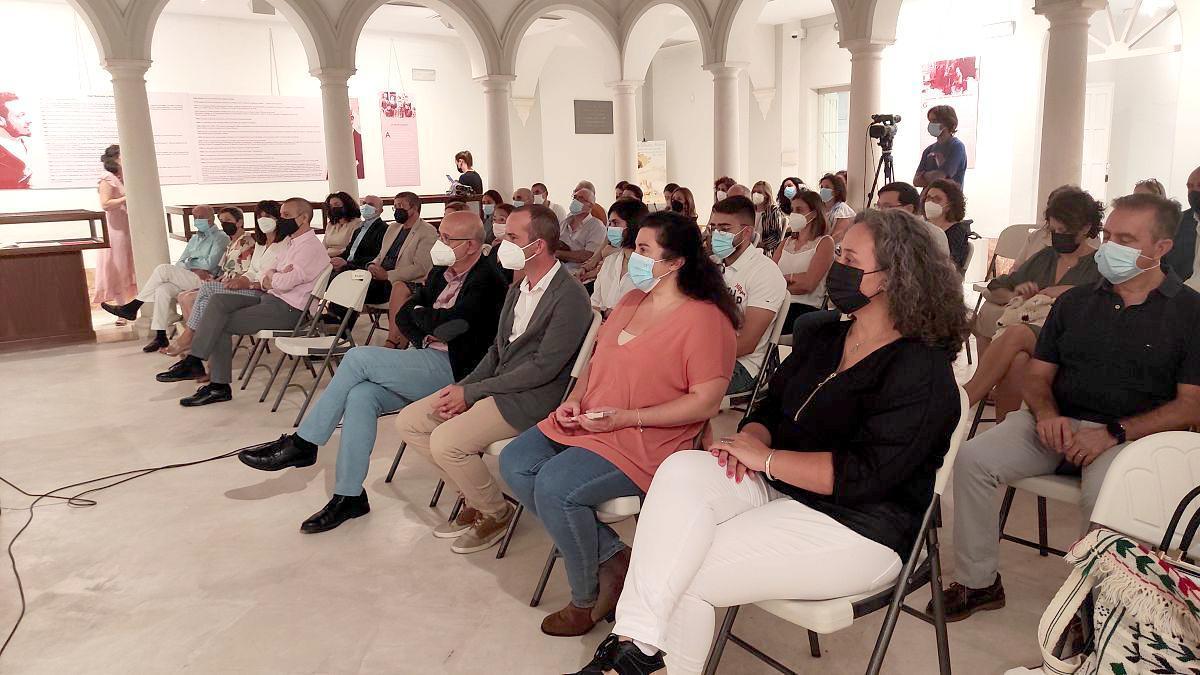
left=0, top=332, right=1083, bottom=673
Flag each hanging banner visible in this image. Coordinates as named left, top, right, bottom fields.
left=378, top=91, right=420, bottom=187
left=920, top=56, right=980, bottom=169
left=350, top=97, right=365, bottom=179
left=635, top=140, right=667, bottom=205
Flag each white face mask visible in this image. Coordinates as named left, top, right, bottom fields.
left=533, top=194, right=545, bottom=205
left=496, top=239, right=537, bottom=270
left=430, top=240, right=462, bottom=266
left=257, top=217, right=277, bottom=233
left=491, top=221, right=508, bottom=239
left=716, top=190, right=728, bottom=201
left=924, top=201, right=945, bottom=221
left=751, top=193, right=766, bottom=206
left=788, top=212, right=813, bottom=233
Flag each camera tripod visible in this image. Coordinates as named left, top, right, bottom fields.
left=866, top=148, right=895, bottom=209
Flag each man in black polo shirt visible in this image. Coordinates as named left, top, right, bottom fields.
left=942, top=192, right=1200, bottom=621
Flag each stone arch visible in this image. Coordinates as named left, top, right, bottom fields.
left=338, top=0, right=500, bottom=78
left=61, top=0, right=126, bottom=61
left=620, top=0, right=714, bottom=80
left=501, top=0, right=621, bottom=79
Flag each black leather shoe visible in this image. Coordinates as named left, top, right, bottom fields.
left=143, top=334, right=170, bottom=353
left=572, top=635, right=664, bottom=675
left=179, top=384, right=232, bottom=407
left=156, top=358, right=206, bottom=382
left=927, top=574, right=1006, bottom=622
left=101, top=301, right=139, bottom=321
left=238, top=435, right=317, bottom=471
left=301, top=493, right=370, bottom=533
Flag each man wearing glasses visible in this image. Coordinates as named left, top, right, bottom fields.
left=236, top=210, right=509, bottom=534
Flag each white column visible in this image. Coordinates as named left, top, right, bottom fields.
left=1034, top=0, right=1104, bottom=211
left=477, top=75, right=516, bottom=198
left=704, top=61, right=747, bottom=181
left=841, top=39, right=889, bottom=210
left=608, top=80, right=641, bottom=182
left=312, top=67, right=359, bottom=199
left=103, top=59, right=169, bottom=288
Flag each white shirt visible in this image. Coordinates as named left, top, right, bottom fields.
left=828, top=201, right=856, bottom=221
left=721, top=245, right=788, bottom=378
left=544, top=200, right=567, bottom=222
left=246, top=240, right=290, bottom=283
left=776, top=235, right=832, bottom=308
left=591, top=249, right=637, bottom=311
left=510, top=261, right=561, bottom=342
left=559, top=214, right=607, bottom=273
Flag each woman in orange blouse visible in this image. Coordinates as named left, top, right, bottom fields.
left=500, top=211, right=740, bottom=638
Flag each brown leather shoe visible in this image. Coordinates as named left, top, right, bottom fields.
left=591, top=547, right=631, bottom=622
left=928, top=574, right=1006, bottom=622
left=541, top=602, right=598, bottom=637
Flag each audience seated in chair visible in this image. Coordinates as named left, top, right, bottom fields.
left=101, top=203, right=230, bottom=353
left=153, top=197, right=329, bottom=406
left=320, top=191, right=362, bottom=258
left=774, top=189, right=834, bottom=329
left=588, top=199, right=649, bottom=314
left=164, top=202, right=290, bottom=358
left=709, top=195, right=788, bottom=395
left=485, top=203, right=515, bottom=283
left=377, top=192, right=439, bottom=349
left=394, top=204, right=593, bottom=554
left=235, top=211, right=507, bottom=533
left=876, top=181, right=951, bottom=258
left=942, top=193, right=1200, bottom=623
left=329, top=194, right=388, bottom=275
left=963, top=186, right=1103, bottom=418
left=1163, top=165, right=1200, bottom=286
left=498, top=211, right=739, bottom=639
left=922, top=178, right=973, bottom=273
left=557, top=186, right=607, bottom=275
left=572, top=208, right=966, bottom=675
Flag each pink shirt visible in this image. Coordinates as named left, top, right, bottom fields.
left=265, top=229, right=329, bottom=310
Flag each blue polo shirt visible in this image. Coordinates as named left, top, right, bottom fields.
left=917, top=136, right=968, bottom=187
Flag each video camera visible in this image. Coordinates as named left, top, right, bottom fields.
left=868, top=113, right=901, bottom=151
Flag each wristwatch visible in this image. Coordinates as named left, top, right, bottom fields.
left=1106, top=421, right=1127, bottom=445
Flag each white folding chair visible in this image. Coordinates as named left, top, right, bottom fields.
left=998, top=474, right=1082, bottom=558
left=703, top=387, right=971, bottom=675
left=239, top=265, right=333, bottom=389
left=529, top=495, right=642, bottom=609
left=267, top=269, right=371, bottom=427
left=1091, top=431, right=1200, bottom=558
left=384, top=309, right=605, bottom=560
left=722, top=297, right=792, bottom=414
left=362, top=302, right=391, bottom=345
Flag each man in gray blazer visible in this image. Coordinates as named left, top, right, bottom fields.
left=395, top=204, right=593, bottom=554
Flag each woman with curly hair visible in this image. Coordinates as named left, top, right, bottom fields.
left=500, top=211, right=739, bottom=640
left=573, top=209, right=966, bottom=675
left=923, top=178, right=972, bottom=272
left=963, top=186, right=1103, bottom=418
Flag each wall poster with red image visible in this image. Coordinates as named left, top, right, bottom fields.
left=920, top=56, right=980, bottom=169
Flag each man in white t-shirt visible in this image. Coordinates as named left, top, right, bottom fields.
left=531, top=182, right=567, bottom=222
left=556, top=187, right=607, bottom=274
left=708, top=195, right=788, bottom=394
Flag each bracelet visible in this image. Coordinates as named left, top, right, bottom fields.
left=764, top=450, right=777, bottom=481
left=636, top=408, right=643, bottom=432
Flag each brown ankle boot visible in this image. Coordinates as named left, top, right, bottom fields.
left=592, top=547, right=632, bottom=622
left=541, top=602, right=598, bottom=637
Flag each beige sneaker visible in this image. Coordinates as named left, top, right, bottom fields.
left=433, top=506, right=480, bottom=539
left=451, top=503, right=515, bottom=554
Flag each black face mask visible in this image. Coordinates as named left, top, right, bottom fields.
left=275, top=217, right=300, bottom=239
left=671, top=200, right=685, bottom=213
left=394, top=208, right=409, bottom=225
left=1051, top=231, right=1080, bottom=254
left=1189, top=190, right=1200, bottom=212
left=329, top=206, right=347, bottom=222
left=826, top=261, right=884, bottom=315
left=221, top=221, right=239, bottom=237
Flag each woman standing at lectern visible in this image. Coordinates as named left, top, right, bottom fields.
left=92, top=144, right=137, bottom=316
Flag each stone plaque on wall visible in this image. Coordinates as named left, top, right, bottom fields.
left=573, top=100, right=614, bottom=135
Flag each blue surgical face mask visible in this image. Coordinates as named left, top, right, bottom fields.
left=482, top=203, right=495, bottom=217
left=360, top=204, right=377, bottom=221
left=606, top=225, right=624, bottom=247
left=819, top=187, right=834, bottom=203
left=512, top=199, right=525, bottom=208
left=710, top=227, right=744, bottom=260
left=928, top=122, right=944, bottom=137
left=1095, top=241, right=1158, bottom=285
left=569, top=199, right=585, bottom=215
left=628, top=251, right=667, bottom=292
left=194, top=218, right=212, bottom=233
left=783, top=185, right=798, bottom=199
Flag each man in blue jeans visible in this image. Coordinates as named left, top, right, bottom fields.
left=235, top=212, right=507, bottom=533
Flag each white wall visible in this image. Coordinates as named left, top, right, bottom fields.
left=794, top=17, right=851, bottom=186
left=649, top=42, right=714, bottom=216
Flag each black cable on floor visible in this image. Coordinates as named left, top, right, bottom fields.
left=0, top=448, right=242, bottom=660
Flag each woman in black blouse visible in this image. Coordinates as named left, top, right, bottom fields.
left=572, top=209, right=967, bottom=675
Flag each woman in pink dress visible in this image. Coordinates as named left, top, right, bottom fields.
left=92, top=144, right=137, bottom=308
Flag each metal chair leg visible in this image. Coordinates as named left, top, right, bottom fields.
left=291, top=353, right=335, bottom=427
left=1037, top=496, right=1049, bottom=556
left=448, top=494, right=465, bottom=522
left=807, top=631, right=821, bottom=658
left=968, top=398, right=988, bottom=440
left=702, top=606, right=740, bottom=675
left=530, top=545, right=559, bottom=607
left=238, top=339, right=262, bottom=384
left=270, top=356, right=303, bottom=412
left=927, top=523, right=952, bottom=674
left=997, top=486, right=1017, bottom=535
left=385, top=442, right=406, bottom=483
left=495, top=503, right=524, bottom=559
left=428, top=479, right=445, bottom=508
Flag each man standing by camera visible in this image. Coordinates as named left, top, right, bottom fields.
left=914, top=105, right=968, bottom=188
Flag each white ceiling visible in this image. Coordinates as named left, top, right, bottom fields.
left=757, top=0, right=837, bottom=25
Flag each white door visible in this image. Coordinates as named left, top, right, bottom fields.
left=1082, top=82, right=1115, bottom=203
